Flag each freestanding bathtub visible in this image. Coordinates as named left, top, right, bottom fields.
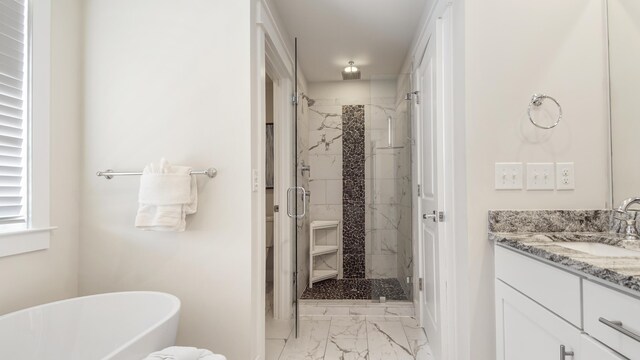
left=0, top=291, right=180, bottom=360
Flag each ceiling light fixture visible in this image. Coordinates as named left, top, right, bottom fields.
left=341, top=61, right=361, bottom=80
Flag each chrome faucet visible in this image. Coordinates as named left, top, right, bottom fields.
left=616, top=197, right=640, bottom=240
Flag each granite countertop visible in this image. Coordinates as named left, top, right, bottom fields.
left=491, top=232, right=640, bottom=293
left=488, top=210, right=640, bottom=294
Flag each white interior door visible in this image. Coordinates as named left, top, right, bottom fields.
left=416, top=29, right=445, bottom=360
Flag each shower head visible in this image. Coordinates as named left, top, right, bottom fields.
left=301, top=93, right=315, bottom=107
left=342, top=61, right=361, bottom=80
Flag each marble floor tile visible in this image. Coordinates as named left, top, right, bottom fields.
left=365, top=315, right=403, bottom=322
left=349, top=306, right=386, bottom=316
left=328, top=316, right=367, bottom=339
left=401, top=317, right=434, bottom=360
left=366, top=319, right=414, bottom=360
left=270, top=305, right=430, bottom=360
left=266, top=317, right=293, bottom=340
left=408, top=338, right=435, bottom=360
left=400, top=317, right=426, bottom=340
left=279, top=320, right=331, bottom=360
left=324, top=337, right=369, bottom=360
left=384, top=306, right=415, bottom=317
left=266, top=339, right=286, bottom=360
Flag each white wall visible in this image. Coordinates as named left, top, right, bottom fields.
left=80, top=1, right=254, bottom=359
left=0, top=0, right=82, bottom=315
left=464, top=0, right=609, bottom=359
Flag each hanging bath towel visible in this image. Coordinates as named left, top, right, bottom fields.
left=135, top=158, right=198, bottom=231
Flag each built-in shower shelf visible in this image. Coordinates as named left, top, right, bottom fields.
left=310, top=220, right=341, bottom=288
left=311, top=269, right=339, bottom=283
left=312, top=245, right=339, bottom=256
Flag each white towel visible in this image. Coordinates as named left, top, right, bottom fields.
left=135, top=159, right=198, bottom=231
left=143, top=346, right=226, bottom=360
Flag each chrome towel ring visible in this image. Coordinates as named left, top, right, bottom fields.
left=528, top=94, right=562, bottom=129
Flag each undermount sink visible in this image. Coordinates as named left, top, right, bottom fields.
left=556, top=242, right=640, bottom=257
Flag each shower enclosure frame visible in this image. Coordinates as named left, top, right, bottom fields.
left=255, top=2, right=301, bottom=357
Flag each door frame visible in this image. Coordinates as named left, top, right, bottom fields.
left=266, top=48, right=294, bottom=322
left=410, top=2, right=467, bottom=359
left=255, top=0, right=296, bottom=358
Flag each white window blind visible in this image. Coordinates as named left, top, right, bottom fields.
left=0, top=0, right=28, bottom=226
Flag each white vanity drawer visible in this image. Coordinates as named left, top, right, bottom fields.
left=495, top=246, right=582, bottom=327
left=581, top=334, right=627, bottom=360
left=584, top=280, right=640, bottom=359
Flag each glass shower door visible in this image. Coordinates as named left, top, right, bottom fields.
left=286, top=37, right=307, bottom=338
left=367, top=74, right=414, bottom=301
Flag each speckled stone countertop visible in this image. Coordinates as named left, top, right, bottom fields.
left=489, top=210, right=640, bottom=294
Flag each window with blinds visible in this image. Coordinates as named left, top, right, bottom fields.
left=0, top=0, right=29, bottom=227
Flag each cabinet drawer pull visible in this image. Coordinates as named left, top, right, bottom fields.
left=559, top=345, right=574, bottom=359
left=599, top=317, right=640, bottom=343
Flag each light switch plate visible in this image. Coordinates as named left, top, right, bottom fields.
left=556, top=162, right=575, bottom=190
left=526, top=163, right=555, bottom=190
left=495, top=163, right=523, bottom=190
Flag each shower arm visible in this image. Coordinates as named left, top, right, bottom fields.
left=387, top=116, right=393, bottom=148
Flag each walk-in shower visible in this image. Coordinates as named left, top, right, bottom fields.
left=298, top=74, right=414, bottom=301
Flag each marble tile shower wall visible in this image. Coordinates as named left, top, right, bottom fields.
left=366, top=98, right=403, bottom=280
left=308, top=101, right=345, bottom=278
left=297, top=97, right=310, bottom=297
left=393, top=92, right=413, bottom=298
left=307, top=93, right=408, bottom=282
left=308, top=100, right=342, bottom=280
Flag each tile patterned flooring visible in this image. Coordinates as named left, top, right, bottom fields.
left=300, top=278, right=409, bottom=301
left=266, top=301, right=434, bottom=360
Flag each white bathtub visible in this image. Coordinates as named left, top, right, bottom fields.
left=0, top=291, right=180, bottom=360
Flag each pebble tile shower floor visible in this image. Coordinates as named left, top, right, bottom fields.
left=300, top=279, right=409, bottom=300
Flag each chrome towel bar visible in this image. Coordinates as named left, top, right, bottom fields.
left=96, top=168, right=217, bottom=180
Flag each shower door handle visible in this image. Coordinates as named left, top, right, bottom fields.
left=287, top=187, right=307, bottom=219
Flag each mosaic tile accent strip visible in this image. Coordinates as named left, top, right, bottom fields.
left=342, top=105, right=366, bottom=278
left=343, top=254, right=365, bottom=279
left=488, top=210, right=611, bottom=233
left=300, top=278, right=409, bottom=300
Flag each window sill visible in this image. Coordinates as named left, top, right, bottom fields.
left=0, top=227, right=57, bottom=258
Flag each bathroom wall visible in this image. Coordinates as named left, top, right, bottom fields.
left=0, top=0, right=82, bottom=315
left=307, top=80, right=405, bottom=282
left=464, top=0, right=610, bottom=359
left=81, top=1, right=255, bottom=359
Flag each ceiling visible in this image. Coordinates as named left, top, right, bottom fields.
left=271, top=0, right=429, bottom=82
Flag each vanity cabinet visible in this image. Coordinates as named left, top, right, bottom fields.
left=581, top=334, right=628, bottom=360
left=495, top=246, right=632, bottom=360
left=496, top=281, right=581, bottom=359
left=583, top=280, right=640, bottom=358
